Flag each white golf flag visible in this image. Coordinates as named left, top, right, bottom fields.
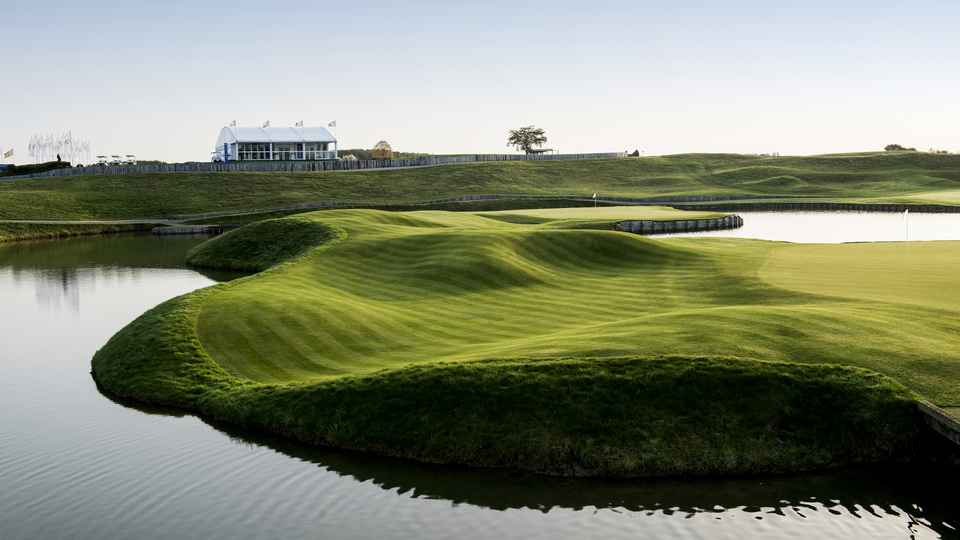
left=902, top=209, right=909, bottom=221
left=229, top=120, right=236, bottom=127
left=328, top=120, right=336, bottom=128
left=593, top=193, right=596, bottom=198
left=262, top=120, right=270, bottom=128
left=295, top=120, right=303, bottom=127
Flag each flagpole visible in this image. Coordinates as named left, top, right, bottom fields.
left=906, top=210, right=909, bottom=255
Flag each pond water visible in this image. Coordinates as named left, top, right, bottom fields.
left=662, top=211, right=960, bottom=243
left=1, top=225, right=959, bottom=540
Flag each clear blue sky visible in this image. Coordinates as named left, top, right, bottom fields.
left=3, top=0, right=958, bottom=163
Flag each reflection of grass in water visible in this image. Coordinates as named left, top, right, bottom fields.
left=93, top=209, right=960, bottom=476
left=0, top=230, right=210, bottom=269
left=0, top=222, right=155, bottom=243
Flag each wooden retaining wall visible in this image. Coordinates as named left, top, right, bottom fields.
left=670, top=202, right=960, bottom=214
left=151, top=225, right=239, bottom=235
left=918, top=401, right=960, bottom=446
left=1, top=152, right=628, bottom=181
left=621, top=215, right=744, bottom=235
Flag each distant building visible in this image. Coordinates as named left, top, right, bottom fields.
left=214, top=125, right=337, bottom=162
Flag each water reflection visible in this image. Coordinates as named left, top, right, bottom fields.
left=0, top=233, right=245, bottom=315
left=4, top=229, right=960, bottom=540
left=95, top=380, right=960, bottom=537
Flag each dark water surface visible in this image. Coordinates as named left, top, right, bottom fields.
left=1, top=229, right=958, bottom=539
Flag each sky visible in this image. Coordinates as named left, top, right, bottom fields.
left=2, top=0, right=959, bottom=164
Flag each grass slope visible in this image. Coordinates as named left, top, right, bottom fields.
left=0, top=222, right=155, bottom=242
left=187, top=210, right=960, bottom=406
left=91, top=282, right=931, bottom=476
left=6, top=152, right=960, bottom=220
left=185, top=217, right=345, bottom=272
left=93, top=208, right=960, bottom=475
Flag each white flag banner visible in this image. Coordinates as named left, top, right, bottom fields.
left=263, top=120, right=270, bottom=128
left=295, top=120, right=303, bottom=127
left=229, top=120, right=236, bottom=127
left=328, top=120, right=336, bottom=128
left=30, top=131, right=90, bottom=166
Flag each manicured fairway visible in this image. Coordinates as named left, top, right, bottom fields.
left=759, top=241, right=960, bottom=311
left=193, top=209, right=960, bottom=406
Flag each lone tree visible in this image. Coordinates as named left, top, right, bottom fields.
left=507, top=126, right=547, bottom=154
left=372, top=140, right=393, bottom=160
left=885, top=143, right=916, bottom=151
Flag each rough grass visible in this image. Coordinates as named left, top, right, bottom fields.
left=185, top=218, right=346, bottom=272
left=0, top=222, right=155, bottom=242
left=6, top=151, right=960, bottom=220
left=92, top=208, right=960, bottom=474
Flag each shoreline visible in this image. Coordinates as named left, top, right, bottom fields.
left=90, top=213, right=960, bottom=477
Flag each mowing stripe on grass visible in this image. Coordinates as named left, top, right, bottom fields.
left=192, top=210, right=960, bottom=405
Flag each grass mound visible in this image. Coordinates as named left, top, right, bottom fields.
left=744, top=175, right=808, bottom=189
left=226, top=356, right=926, bottom=476
left=91, top=287, right=928, bottom=476
left=185, top=218, right=345, bottom=272
left=92, top=208, right=960, bottom=474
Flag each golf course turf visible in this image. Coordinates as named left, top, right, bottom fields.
left=5, top=151, right=960, bottom=222
left=91, top=207, right=960, bottom=476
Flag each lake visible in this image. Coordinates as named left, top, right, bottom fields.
left=661, top=210, right=960, bottom=243
left=1, top=217, right=958, bottom=539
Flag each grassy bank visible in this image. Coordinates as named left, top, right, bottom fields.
left=6, top=152, right=960, bottom=220
left=185, top=218, right=345, bottom=272
left=93, top=208, right=960, bottom=474
left=0, top=222, right=156, bottom=242
left=182, top=198, right=621, bottom=225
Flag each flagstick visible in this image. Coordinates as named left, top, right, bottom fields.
left=906, top=212, right=909, bottom=255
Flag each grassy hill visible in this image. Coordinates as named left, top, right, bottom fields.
left=4, top=152, right=960, bottom=221
left=92, top=208, right=960, bottom=475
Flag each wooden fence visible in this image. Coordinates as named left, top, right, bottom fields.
left=0, top=152, right=628, bottom=181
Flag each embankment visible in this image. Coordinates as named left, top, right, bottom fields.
left=621, top=214, right=743, bottom=235
left=91, top=213, right=957, bottom=476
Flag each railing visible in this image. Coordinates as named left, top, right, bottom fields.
left=234, top=150, right=337, bottom=161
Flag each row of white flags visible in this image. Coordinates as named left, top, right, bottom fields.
left=27, top=132, right=91, bottom=166
left=228, top=120, right=336, bottom=129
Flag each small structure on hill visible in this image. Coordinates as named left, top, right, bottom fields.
left=213, top=125, right=337, bottom=162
